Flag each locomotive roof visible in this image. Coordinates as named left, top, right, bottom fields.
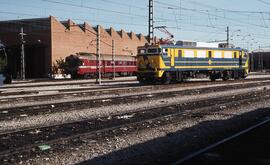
left=76, top=53, right=135, bottom=60
left=160, top=45, right=244, bottom=51
left=139, top=45, right=244, bottom=51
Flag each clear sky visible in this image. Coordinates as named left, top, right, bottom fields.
left=0, top=0, right=270, bottom=51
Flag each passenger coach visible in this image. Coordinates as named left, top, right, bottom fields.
left=137, top=44, right=249, bottom=84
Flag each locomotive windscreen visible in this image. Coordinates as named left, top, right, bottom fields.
left=0, top=46, right=7, bottom=73
left=65, top=55, right=82, bottom=67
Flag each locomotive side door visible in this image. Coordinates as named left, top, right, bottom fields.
left=239, top=51, right=243, bottom=68
left=170, top=48, right=175, bottom=67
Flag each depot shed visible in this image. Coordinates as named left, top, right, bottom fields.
left=0, top=16, right=148, bottom=78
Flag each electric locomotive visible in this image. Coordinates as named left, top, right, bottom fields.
left=137, top=44, right=249, bottom=84
left=0, top=42, right=6, bottom=73
left=0, top=42, right=11, bottom=84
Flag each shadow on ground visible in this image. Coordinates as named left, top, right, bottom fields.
left=77, top=108, right=270, bottom=165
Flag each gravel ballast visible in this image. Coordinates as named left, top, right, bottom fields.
left=1, top=74, right=270, bottom=164
left=15, top=100, right=270, bottom=165
left=0, top=85, right=268, bottom=133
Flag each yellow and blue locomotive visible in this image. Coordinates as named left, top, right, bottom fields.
left=137, top=44, right=249, bottom=84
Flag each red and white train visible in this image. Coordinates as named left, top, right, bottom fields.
left=65, top=53, right=137, bottom=78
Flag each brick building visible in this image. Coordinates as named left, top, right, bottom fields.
left=0, top=16, right=148, bottom=78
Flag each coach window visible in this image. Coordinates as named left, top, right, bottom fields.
left=178, top=50, right=182, bottom=58
left=208, top=51, right=212, bottom=58
left=234, top=52, right=237, bottom=58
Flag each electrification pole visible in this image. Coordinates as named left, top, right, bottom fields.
left=20, top=27, right=26, bottom=80
left=112, top=39, right=115, bottom=80
left=96, top=25, right=101, bottom=85
left=226, top=26, right=229, bottom=48
left=148, top=0, right=154, bottom=44
left=251, top=52, right=254, bottom=72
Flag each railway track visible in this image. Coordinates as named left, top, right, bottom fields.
left=0, top=83, right=139, bottom=97
left=1, top=77, right=270, bottom=98
left=0, top=88, right=269, bottom=164
left=175, top=118, right=270, bottom=165
left=0, top=78, right=136, bottom=89
left=1, top=77, right=270, bottom=104
left=0, top=80, right=269, bottom=121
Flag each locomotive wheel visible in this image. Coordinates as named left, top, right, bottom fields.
left=241, top=74, right=247, bottom=79
left=84, top=73, right=92, bottom=79
left=162, top=72, right=171, bottom=84
left=210, top=74, right=216, bottom=81
left=222, top=74, right=229, bottom=81
left=137, top=77, right=147, bottom=84
left=222, top=76, right=229, bottom=81
left=233, top=71, right=240, bottom=80
left=71, top=73, right=79, bottom=79
left=3, top=74, right=12, bottom=84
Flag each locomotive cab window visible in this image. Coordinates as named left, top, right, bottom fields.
left=208, top=51, right=212, bottom=58
left=147, top=48, right=158, bottom=54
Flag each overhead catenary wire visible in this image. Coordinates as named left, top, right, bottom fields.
left=0, top=0, right=269, bottom=48
left=155, top=1, right=270, bottom=29
left=0, top=11, right=147, bottom=27
left=258, top=0, right=270, bottom=6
